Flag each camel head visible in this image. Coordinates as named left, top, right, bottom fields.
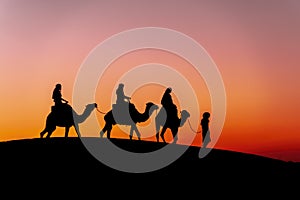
left=87, top=103, right=97, bottom=110
left=146, top=102, right=159, bottom=113
left=129, top=102, right=159, bottom=123
left=74, top=103, right=97, bottom=123
left=179, top=110, right=190, bottom=127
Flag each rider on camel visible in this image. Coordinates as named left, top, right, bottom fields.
left=161, top=87, right=178, bottom=122
left=52, top=83, right=69, bottom=112
left=116, top=83, right=131, bottom=105
left=52, top=83, right=68, bottom=105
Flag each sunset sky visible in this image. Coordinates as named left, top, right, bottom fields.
left=1, top=0, right=300, bottom=162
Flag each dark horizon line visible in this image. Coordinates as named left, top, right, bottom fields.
left=1, top=136, right=299, bottom=164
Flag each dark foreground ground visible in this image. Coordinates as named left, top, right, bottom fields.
left=1, top=137, right=299, bottom=197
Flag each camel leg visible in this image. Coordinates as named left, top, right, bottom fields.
left=46, top=127, right=56, bottom=138
left=100, top=123, right=109, bottom=138
left=171, top=127, right=178, bottom=144
left=129, top=126, right=133, bottom=140
left=40, top=128, right=47, bottom=138
left=40, top=119, right=53, bottom=138
left=155, top=121, right=160, bottom=142
left=155, top=132, right=159, bottom=142
left=99, top=128, right=105, bottom=138
left=102, top=123, right=113, bottom=139
left=99, top=130, right=104, bottom=138
left=106, top=125, right=113, bottom=139
left=64, top=126, right=70, bottom=138
left=74, top=123, right=81, bottom=137
left=130, top=124, right=141, bottom=140
left=160, top=126, right=167, bottom=143
left=155, top=126, right=160, bottom=142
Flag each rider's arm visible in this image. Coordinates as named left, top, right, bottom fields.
left=61, top=98, right=68, bottom=103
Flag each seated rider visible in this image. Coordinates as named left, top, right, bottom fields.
left=116, top=83, right=131, bottom=105
left=161, top=87, right=178, bottom=120
left=52, top=83, right=68, bottom=110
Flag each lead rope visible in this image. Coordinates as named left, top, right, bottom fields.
left=95, top=104, right=107, bottom=114
left=187, top=119, right=201, bottom=134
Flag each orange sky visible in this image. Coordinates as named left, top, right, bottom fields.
left=0, top=0, right=300, bottom=162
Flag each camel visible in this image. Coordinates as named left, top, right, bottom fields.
left=155, top=107, right=190, bottom=144
left=40, top=103, right=97, bottom=138
left=99, top=102, right=159, bottom=140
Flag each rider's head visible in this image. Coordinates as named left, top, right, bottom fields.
left=166, top=87, right=172, bottom=93
left=55, top=83, right=62, bottom=90
left=118, top=83, right=124, bottom=88
left=203, top=112, right=210, bottom=118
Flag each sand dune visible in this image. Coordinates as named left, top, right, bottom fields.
left=1, top=137, right=299, bottom=196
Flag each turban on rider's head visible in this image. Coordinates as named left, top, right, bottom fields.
left=55, top=83, right=62, bottom=89
left=166, top=87, right=172, bottom=93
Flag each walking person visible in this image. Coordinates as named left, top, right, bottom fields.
left=200, top=112, right=211, bottom=148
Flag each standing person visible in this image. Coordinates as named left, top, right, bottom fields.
left=116, top=83, right=131, bottom=104
left=200, top=112, right=211, bottom=148
left=52, top=83, right=68, bottom=107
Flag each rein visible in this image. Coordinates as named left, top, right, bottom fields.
left=95, top=104, right=107, bottom=114
left=187, top=119, right=201, bottom=134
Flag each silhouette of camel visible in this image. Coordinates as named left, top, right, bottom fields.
left=40, top=103, right=97, bottom=138
left=155, top=107, right=190, bottom=144
left=100, top=102, right=159, bottom=140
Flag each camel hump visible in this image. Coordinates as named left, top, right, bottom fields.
left=112, top=102, right=136, bottom=124
left=112, top=102, right=136, bottom=112
left=129, top=102, right=136, bottom=110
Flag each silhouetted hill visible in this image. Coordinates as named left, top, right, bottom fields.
left=1, top=137, right=299, bottom=196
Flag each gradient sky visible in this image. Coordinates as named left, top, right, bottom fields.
left=1, top=0, right=300, bottom=162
